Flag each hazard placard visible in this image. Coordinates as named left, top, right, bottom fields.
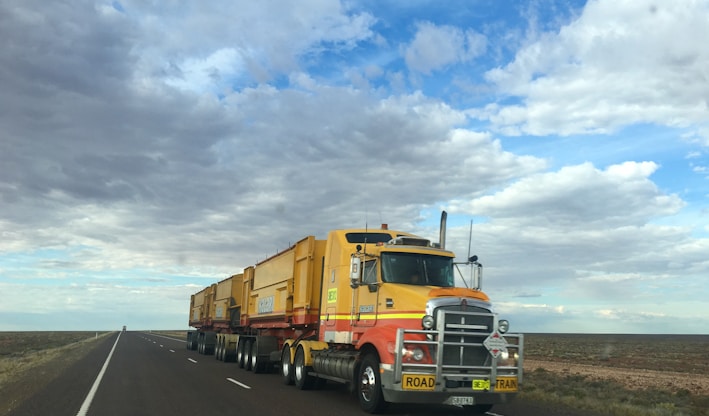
left=483, top=331, right=508, bottom=358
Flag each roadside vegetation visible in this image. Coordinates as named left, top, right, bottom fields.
left=521, top=334, right=709, bottom=416
left=0, top=331, right=111, bottom=415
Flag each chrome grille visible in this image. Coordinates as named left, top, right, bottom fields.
left=439, top=310, right=494, bottom=367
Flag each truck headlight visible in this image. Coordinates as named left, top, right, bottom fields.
left=498, top=319, right=509, bottom=333
left=402, top=347, right=426, bottom=362
left=422, top=315, right=435, bottom=329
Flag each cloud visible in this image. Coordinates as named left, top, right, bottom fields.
left=404, top=22, right=487, bottom=74
left=481, top=1, right=709, bottom=138
left=121, top=0, right=377, bottom=91
left=453, top=161, right=683, bottom=228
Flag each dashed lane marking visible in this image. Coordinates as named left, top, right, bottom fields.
left=188, top=358, right=197, bottom=363
left=169, top=349, right=175, bottom=353
left=226, top=378, right=251, bottom=390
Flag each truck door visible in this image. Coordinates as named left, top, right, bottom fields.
left=353, top=259, right=378, bottom=327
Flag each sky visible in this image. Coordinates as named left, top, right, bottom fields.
left=1, top=0, right=708, bottom=334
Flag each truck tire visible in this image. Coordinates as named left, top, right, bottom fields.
left=237, top=340, right=247, bottom=368
left=358, top=354, right=387, bottom=414
left=281, top=345, right=294, bottom=385
left=244, top=339, right=254, bottom=371
left=293, top=346, right=315, bottom=390
left=215, top=338, right=222, bottom=360
left=463, top=404, right=493, bottom=414
left=249, top=340, right=265, bottom=373
left=224, top=340, right=236, bottom=363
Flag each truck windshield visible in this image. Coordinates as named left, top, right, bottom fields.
left=380, top=252, right=455, bottom=287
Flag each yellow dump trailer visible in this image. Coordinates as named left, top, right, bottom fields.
left=242, top=235, right=326, bottom=329
left=187, top=275, right=244, bottom=354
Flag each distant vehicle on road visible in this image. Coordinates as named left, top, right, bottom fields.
left=122, top=325, right=126, bottom=332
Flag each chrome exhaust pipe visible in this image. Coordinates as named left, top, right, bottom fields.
left=439, top=211, right=447, bottom=250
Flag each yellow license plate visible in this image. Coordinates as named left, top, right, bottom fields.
left=402, top=373, right=436, bottom=391
left=472, top=377, right=518, bottom=392
left=495, top=377, right=518, bottom=392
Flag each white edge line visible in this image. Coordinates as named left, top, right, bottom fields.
left=226, top=378, right=251, bottom=390
left=76, top=332, right=121, bottom=416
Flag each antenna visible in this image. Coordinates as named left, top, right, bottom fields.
left=467, top=219, right=473, bottom=260
left=363, top=214, right=368, bottom=256
left=468, top=219, right=474, bottom=288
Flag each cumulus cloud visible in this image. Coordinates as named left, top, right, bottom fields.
left=122, top=0, right=377, bottom=91
left=481, top=1, right=709, bottom=138
left=454, top=161, right=683, bottom=228
left=404, top=22, right=487, bottom=74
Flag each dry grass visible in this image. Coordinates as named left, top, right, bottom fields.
left=521, top=334, right=709, bottom=416
left=0, top=331, right=112, bottom=415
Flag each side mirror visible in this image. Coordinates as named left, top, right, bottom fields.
left=350, top=256, right=362, bottom=288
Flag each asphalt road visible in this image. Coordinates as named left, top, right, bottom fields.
left=9, top=332, right=599, bottom=416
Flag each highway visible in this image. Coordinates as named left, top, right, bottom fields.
left=9, top=332, right=598, bottom=416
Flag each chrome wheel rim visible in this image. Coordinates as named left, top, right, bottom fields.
left=360, top=366, right=376, bottom=402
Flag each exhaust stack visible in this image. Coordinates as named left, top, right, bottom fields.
left=439, top=211, right=447, bottom=250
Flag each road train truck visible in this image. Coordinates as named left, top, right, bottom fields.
left=188, top=213, right=523, bottom=414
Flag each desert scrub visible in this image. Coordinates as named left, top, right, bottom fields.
left=523, top=334, right=709, bottom=375
left=521, top=367, right=709, bottom=416
left=0, top=332, right=110, bottom=388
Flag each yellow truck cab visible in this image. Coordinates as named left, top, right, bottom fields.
left=304, top=224, right=523, bottom=413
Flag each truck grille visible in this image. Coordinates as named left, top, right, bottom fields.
left=393, top=308, right=524, bottom=389
left=438, top=308, right=494, bottom=368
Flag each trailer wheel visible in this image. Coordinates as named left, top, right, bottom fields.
left=215, top=338, right=222, bottom=361
left=281, top=345, right=294, bottom=385
left=237, top=340, right=247, bottom=368
left=224, top=339, right=236, bottom=363
left=293, top=347, right=315, bottom=390
left=463, top=404, right=493, bottom=414
left=250, top=340, right=266, bottom=373
left=244, top=339, right=254, bottom=371
left=358, top=354, right=387, bottom=414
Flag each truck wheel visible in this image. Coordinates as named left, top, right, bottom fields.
left=237, top=340, right=247, bottom=368
left=245, top=340, right=254, bottom=371
left=293, top=347, right=315, bottom=390
left=463, top=404, right=493, bottom=414
left=358, top=354, right=387, bottom=413
left=225, top=340, right=236, bottom=362
left=281, top=345, right=294, bottom=385
left=215, top=338, right=222, bottom=360
left=250, top=341, right=265, bottom=373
